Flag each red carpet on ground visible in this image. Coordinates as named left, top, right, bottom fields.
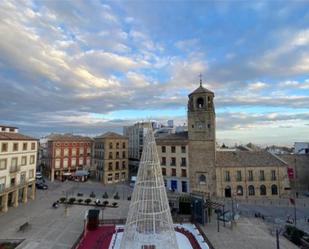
left=76, top=225, right=115, bottom=249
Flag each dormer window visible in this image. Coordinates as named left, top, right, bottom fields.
left=197, top=97, right=204, bottom=108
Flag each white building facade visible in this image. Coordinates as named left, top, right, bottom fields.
left=0, top=125, right=37, bottom=213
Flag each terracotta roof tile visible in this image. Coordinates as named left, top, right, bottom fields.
left=0, top=132, right=37, bottom=141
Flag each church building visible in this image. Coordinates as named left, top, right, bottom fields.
left=157, top=80, right=290, bottom=199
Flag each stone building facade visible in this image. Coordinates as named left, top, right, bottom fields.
left=93, top=132, right=129, bottom=184
left=155, top=83, right=291, bottom=199
left=0, top=125, right=37, bottom=213
left=187, top=83, right=216, bottom=197
left=47, top=134, right=93, bottom=181
left=216, top=151, right=290, bottom=198
left=156, top=132, right=189, bottom=193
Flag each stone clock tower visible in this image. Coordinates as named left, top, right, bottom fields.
left=188, top=80, right=216, bottom=197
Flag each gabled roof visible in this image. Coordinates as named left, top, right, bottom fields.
left=47, top=133, right=93, bottom=141
left=95, top=132, right=127, bottom=139
left=0, top=132, right=37, bottom=141
left=189, top=85, right=214, bottom=96
left=216, top=151, right=287, bottom=167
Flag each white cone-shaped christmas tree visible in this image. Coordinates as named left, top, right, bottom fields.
left=120, top=128, right=179, bottom=249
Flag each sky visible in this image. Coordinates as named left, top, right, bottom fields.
left=0, top=0, right=309, bottom=146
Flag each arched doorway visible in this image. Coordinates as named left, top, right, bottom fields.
left=236, top=185, right=243, bottom=196
left=224, top=186, right=231, bottom=198
left=260, top=185, right=266, bottom=196
left=248, top=185, right=255, bottom=196
left=271, top=185, right=278, bottom=195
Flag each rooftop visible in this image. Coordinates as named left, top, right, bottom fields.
left=216, top=151, right=287, bottom=167
left=189, top=85, right=214, bottom=96
left=47, top=133, right=93, bottom=141
left=0, top=132, right=37, bottom=141
left=95, top=132, right=127, bottom=140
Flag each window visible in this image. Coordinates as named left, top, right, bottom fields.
left=0, top=159, right=7, bottom=170
left=31, top=142, right=36, bottom=150
left=63, top=158, right=68, bottom=168
left=161, top=157, right=166, bottom=166
left=199, top=174, right=206, bottom=184
left=236, top=185, right=243, bottom=196
left=171, top=168, right=176, bottom=176
left=161, top=146, right=166, bottom=153
left=271, top=170, right=276, bottom=181
left=181, top=146, right=186, bottom=153
left=109, top=152, right=113, bottom=159
left=181, top=181, right=188, bottom=192
left=64, top=148, right=69, bottom=156
left=181, top=169, right=187, bottom=177
left=248, top=185, right=255, bottom=196
left=23, top=143, right=27, bottom=151
left=13, top=143, right=18, bottom=151
left=116, top=143, right=119, bottom=149
left=30, top=155, right=35, bottom=164
left=122, top=151, right=126, bottom=158
left=109, top=142, right=113, bottom=149
left=11, top=157, right=18, bottom=167
left=171, top=146, right=176, bottom=153
left=21, top=156, right=27, bottom=166
left=29, top=169, right=34, bottom=179
left=162, top=168, right=166, bottom=176
left=0, top=177, right=5, bottom=192
left=72, top=148, right=76, bottom=156
left=55, top=159, right=60, bottom=168
left=197, top=97, right=204, bottom=108
left=271, top=185, right=278, bottom=195
left=260, top=170, right=265, bottom=181
left=121, top=172, right=126, bottom=180
left=115, top=173, right=119, bottom=181
left=79, top=147, right=84, bottom=156
left=224, top=171, right=230, bottom=182
left=122, top=142, right=126, bottom=149
left=108, top=162, right=113, bottom=171
left=170, top=157, right=176, bottom=166
left=236, top=171, right=242, bottom=181
left=20, top=172, right=26, bottom=184
left=248, top=170, right=253, bottom=181
left=55, top=149, right=61, bottom=157
left=115, top=161, right=119, bottom=170
left=1, top=143, right=8, bottom=152
left=122, top=161, right=126, bottom=169
left=116, top=152, right=119, bottom=159
left=181, top=158, right=186, bottom=167
left=260, top=185, right=266, bottom=195
left=71, top=158, right=76, bottom=167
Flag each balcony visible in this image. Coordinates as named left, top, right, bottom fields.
left=9, top=165, right=20, bottom=173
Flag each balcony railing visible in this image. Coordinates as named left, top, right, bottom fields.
left=9, top=165, right=21, bottom=173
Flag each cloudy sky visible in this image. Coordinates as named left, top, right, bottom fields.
left=0, top=0, right=309, bottom=146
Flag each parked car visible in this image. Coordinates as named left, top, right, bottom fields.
left=36, top=182, right=48, bottom=190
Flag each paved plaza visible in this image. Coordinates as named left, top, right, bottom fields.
left=0, top=180, right=308, bottom=249
left=0, top=180, right=132, bottom=249
left=201, top=217, right=298, bottom=249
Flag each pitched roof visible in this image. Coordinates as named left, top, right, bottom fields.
left=47, top=133, right=93, bottom=141
left=278, top=154, right=309, bottom=167
left=216, top=151, right=287, bottom=167
left=95, top=132, right=127, bottom=139
left=189, top=85, right=214, bottom=96
left=0, top=132, right=37, bottom=141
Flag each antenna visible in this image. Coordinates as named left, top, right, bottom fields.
left=199, top=73, right=202, bottom=87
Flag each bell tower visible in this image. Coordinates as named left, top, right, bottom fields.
left=188, top=78, right=216, bottom=197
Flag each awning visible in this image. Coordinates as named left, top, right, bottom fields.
left=74, top=170, right=89, bottom=177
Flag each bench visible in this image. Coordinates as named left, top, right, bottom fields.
left=18, top=222, right=29, bottom=232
